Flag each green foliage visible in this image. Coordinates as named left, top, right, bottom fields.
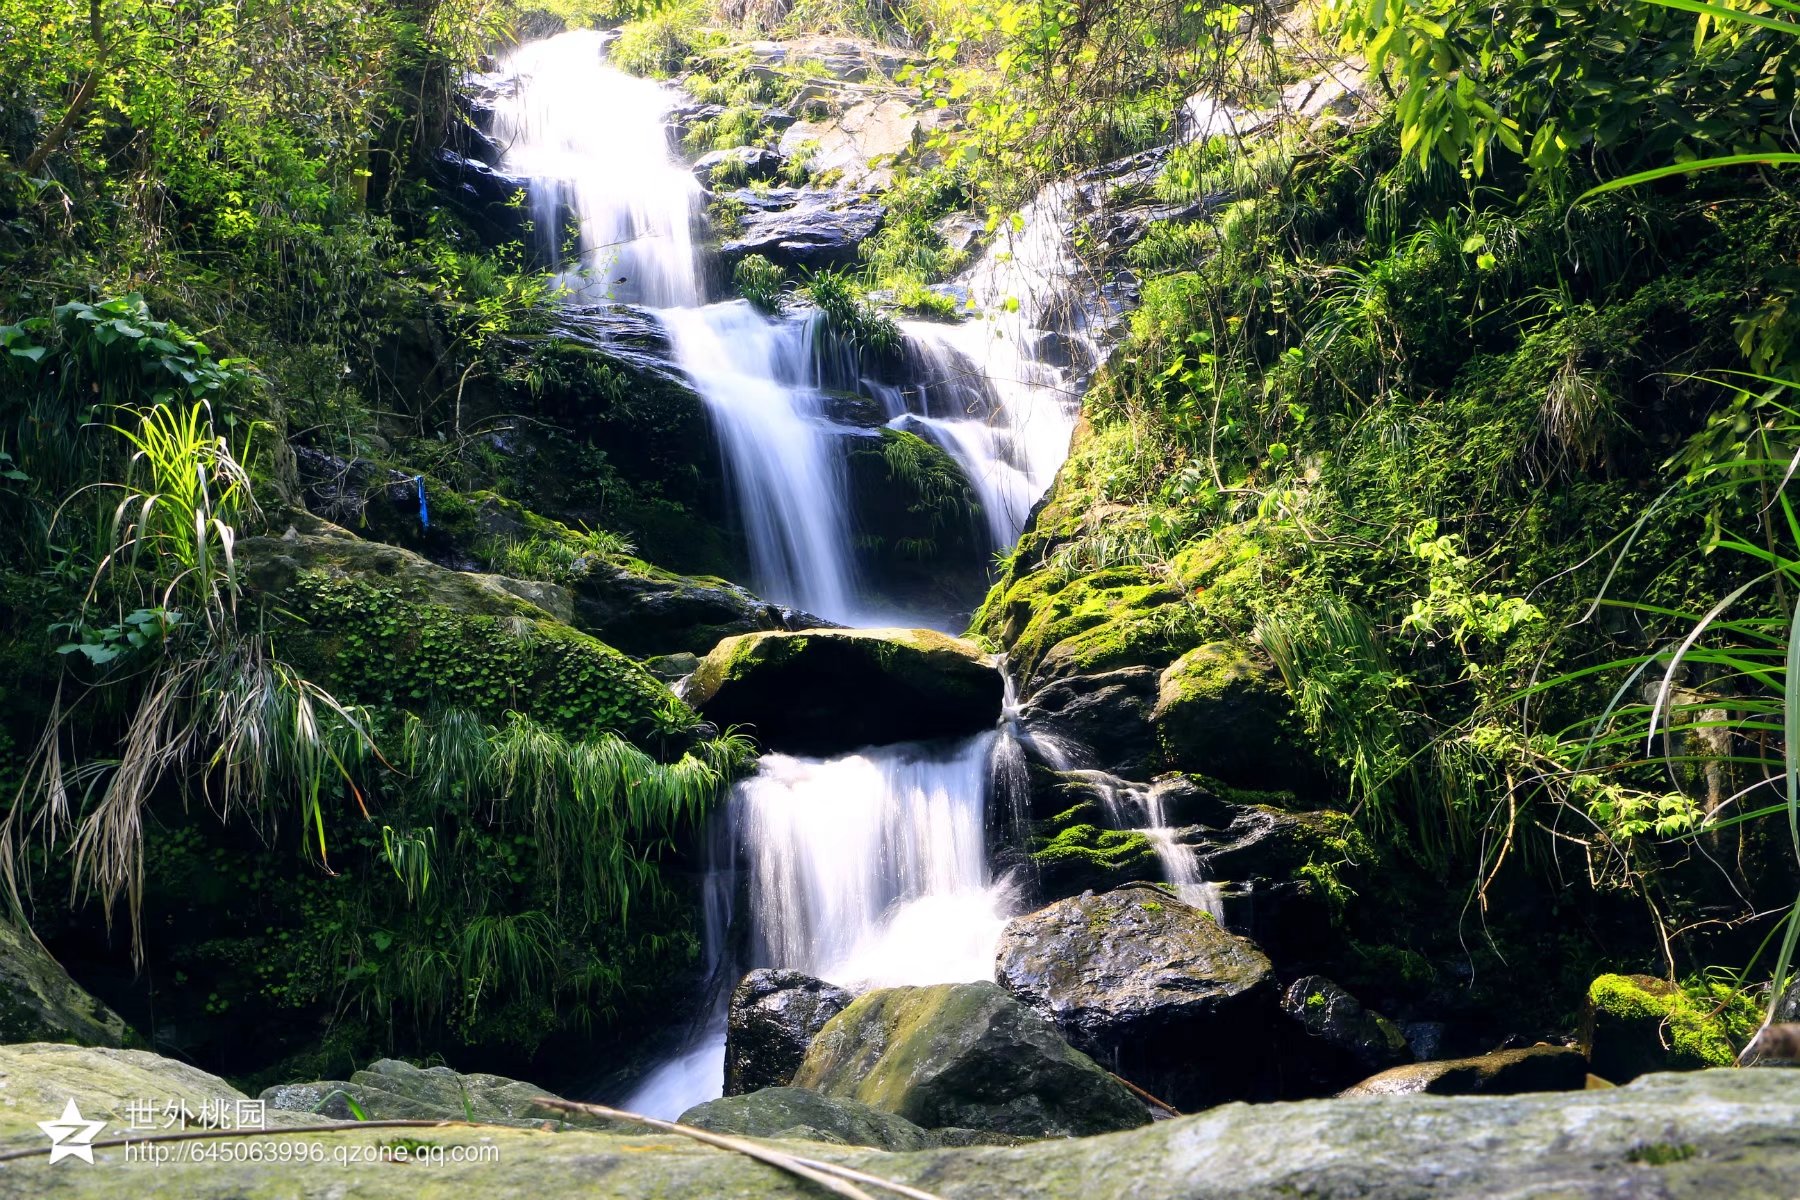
left=804, top=268, right=901, bottom=363
left=611, top=0, right=710, bottom=76
left=479, top=527, right=636, bottom=583
left=733, top=253, right=789, bottom=312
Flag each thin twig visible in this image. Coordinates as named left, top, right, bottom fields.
left=1107, top=1071, right=1181, bottom=1117
left=532, top=1097, right=946, bottom=1200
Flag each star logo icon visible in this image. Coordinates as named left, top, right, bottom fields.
left=38, top=1098, right=106, bottom=1165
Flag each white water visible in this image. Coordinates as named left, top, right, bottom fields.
left=489, top=29, right=701, bottom=306
left=487, top=30, right=1096, bottom=1119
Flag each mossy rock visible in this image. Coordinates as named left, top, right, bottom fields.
left=263, top=1059, right=610, bottom=1129
left=1584, top=974, right=1759, bottom=1082
left=1028, top=804, right=1161, bottom=896
left=679, top=1087, right=937, bottom=1151
left=240, top=530, right=688, bottom=742
left=687, top=627, right=1002, bottom=754
left=972, top=563, right=1184, bottom=688
left=0, top=924, right=131, bottom=1048
left=1152, top=641, right=1319, bottom=794
left=791, top=981, right=1150, bottom=1138
left=843, top=427, right=989, bottom=618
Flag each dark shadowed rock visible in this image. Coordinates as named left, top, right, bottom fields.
left=721, top=196, right=886, bottom=272
left=1341, top=1045, right=1589, bottom=1096
left=791, top=981, right=1149, bottom=1138
left=726, top=969, right=854, bottom=1096
left=681, top=1087, right=934, bottom=1150
left=1018, top=666, right=1161, bottom=778
left=994, top=884, right=1277, bottom=1110
left=687, top=627, right=1002, bottom=754
left=572, top=563, right=793, bottom=657
left=1280, top=975, right=1411, bottom=1090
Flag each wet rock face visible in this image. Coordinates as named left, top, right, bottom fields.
left=994, top=884, right=1277, bottom=1110
left=1279, top=975, right=1411, bottom=1090
left=720, top=195, right=886, bottom=272
left=1018, top=667, right=1162, bottom=779
left=1341, top=1045, right=1589, bottom=1096
left=686, top=627, right=1002, bottom=755
left=791, top=981, right=1150, bottom=1138
left=725, top=969, right=854, bottom=1096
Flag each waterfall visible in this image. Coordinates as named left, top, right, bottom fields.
left=488, top=29, right=701, bottom=306
left=738, top=735, right=1012, bottom=985
left=485, top=29, right=1098, bottom=1119
left=656, top=303, right=862, bottom=619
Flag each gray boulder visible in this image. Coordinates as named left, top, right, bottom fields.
left=693, top=145, right=785, bottom=186
left=680, top=1087, right=934, bottom=1150
left=262, top=1058, right=608, bottom=1128
left=726, top=969, right=854, bottom=1095
left=0, top=923, right=129, bottom=1047
left=721, top=196, right=886, bottom=272
left=791, top=981, right=1149, bottom=1138
left=1341, top=1045, right=1589, bottom=1096
left=995, top=884, right=1276, bottom=1109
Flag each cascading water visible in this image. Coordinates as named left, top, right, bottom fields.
left=489, top=30, right=700, bottom=306
left=487, top=29, right=1096, bottom=1119
left=655, top=303, right=862, bottom=619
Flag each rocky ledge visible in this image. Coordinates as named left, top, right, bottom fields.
left=0, top=1044, right=1793, bottom=1197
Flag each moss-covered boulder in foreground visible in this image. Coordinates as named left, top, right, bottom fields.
left=687, top=627, right=1002, bottom=754
left=679, top=1087, right=937, bottom=1151
left=0, top=1044, right=1797, bottom=1196
left=791, top=981, right=1150, bottom=1138
left=1584, top=973, right=1759, bottom=1082
left=262, top=1058, right=609, bottom=1129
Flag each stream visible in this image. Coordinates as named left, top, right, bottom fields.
left=486, top=28, right=1195, bottom=1118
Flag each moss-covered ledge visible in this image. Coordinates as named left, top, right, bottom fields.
left=239, top=530, right=691, bottom=742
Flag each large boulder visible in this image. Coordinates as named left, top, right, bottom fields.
left=0, top=924, right=129, bottom=1047
left=679, top=1087, right=934, bottom=1150
left=1584, top=973, right=1747, bottom=1082
left=726, top=969, right=854, bottom=1095
left=1279, top=975, right=1411, bottom=1091
left=790, top=981, right=1149, bottom=1138
left=0, top=1046, right=1797, bottom=1196
left=262, top=1058, right=609, bottom=1129
left=1341, top=1045, right=1589, bottom=1096
left=994, top=885, right=1277, bottom=1109
left=777, top=97, right=929, bottom=191
left=687, top=627, right=1002, bottom=754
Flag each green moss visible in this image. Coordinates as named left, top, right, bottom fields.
left=1587, top=974, right=1758, bottom=1069
left=281, top=571, right=686, bottom=741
